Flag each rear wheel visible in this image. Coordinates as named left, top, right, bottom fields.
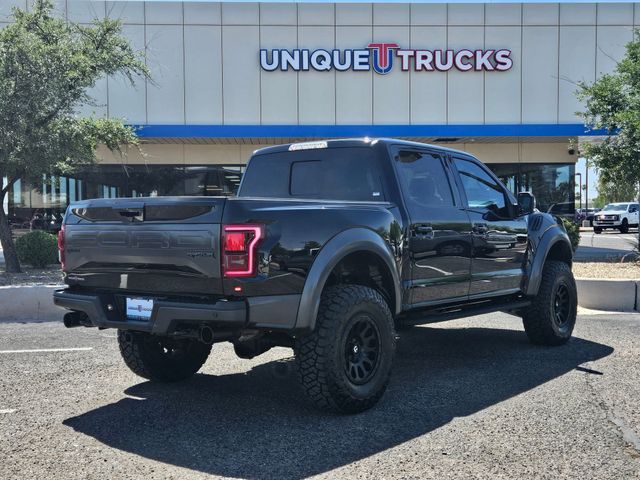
left=521, top=261, right=577, bottom=346
left=118, top=331, right=211, bottom=382
left=294, top=285, right=396, bottom=414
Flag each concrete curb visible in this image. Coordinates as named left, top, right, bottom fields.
left=575, top=278, right=638, bottom=312
left=0, top=285, right=65, bottom=322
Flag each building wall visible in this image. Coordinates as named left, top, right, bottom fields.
left=2, top=1, right=635, bottom=128
left=96, top=140, right=577, bottom=166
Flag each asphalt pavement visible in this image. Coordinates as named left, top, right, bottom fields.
left=575, top=230, right=638, bottom=262
left=1, top=312, right=639, bottom=479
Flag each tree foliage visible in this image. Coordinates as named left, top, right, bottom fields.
left=595, top=173, right=639, bottom=205
left=15, top=230, right=57, bottom=267
left=560, top=217, right=580, bottom=253
left=576, top=30, right=640, bottom=200
left=0, top=0, right=148, bottom=272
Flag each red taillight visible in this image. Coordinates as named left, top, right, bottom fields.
left=222, top=224, right=263, bottom=278
left=224, top=232, right=247, bottom=252
left=57, top=224, right=65, bottom=271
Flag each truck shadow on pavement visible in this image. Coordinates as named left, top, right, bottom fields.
left=63, top=326, right=613, bottom=479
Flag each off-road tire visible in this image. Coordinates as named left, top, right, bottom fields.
left=619, top=219, right=629, bottom=233
left=117, top=330, right=211, bottom=382
left=294, top=285, right=396, bottom=414
left=521, top=261, right=577, bottom=346
left=593, top=227, right=602, bottom=234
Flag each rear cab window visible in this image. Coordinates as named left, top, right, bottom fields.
left=239, top=147, right=387, bottom=202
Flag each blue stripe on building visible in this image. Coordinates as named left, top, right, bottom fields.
left=133, top=124, right=608, bottom=139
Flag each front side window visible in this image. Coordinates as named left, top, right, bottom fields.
left=454, top=158, right=507, bottom=213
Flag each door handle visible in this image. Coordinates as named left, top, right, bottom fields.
left=472, top=222, right=488, bottom=234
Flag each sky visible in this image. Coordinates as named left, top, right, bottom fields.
left=576, top=158, right=599, bottom=206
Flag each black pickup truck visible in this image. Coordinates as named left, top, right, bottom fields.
left=54, top=139, right=576, bottom=413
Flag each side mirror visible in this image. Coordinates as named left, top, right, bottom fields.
left=517, top=192, right=535, bottom=215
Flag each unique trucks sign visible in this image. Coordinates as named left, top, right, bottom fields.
left=260, top=43, right=512, bottom=75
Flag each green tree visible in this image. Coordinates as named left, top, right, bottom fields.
left=577, top=30, right=640, bottom=244
left=576, top=30, right=640, bottom=199
left=0, top=0, right=148, bottom=272
left=595, top=174, right=639, bottom=205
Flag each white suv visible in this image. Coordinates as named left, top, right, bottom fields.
left=593, top=202, right=640, bottom=233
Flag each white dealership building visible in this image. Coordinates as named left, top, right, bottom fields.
left=1, top=0, right=638, bottom=218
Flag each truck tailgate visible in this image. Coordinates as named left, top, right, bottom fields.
left=63, top=197, right=226, bottom=297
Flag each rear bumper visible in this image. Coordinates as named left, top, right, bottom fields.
left=53, top=289, right=300, bottom=335
left=54, top=289, right=246, bottom=335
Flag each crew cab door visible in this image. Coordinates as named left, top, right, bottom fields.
left=392, top=147, right=472, bottom=306
left=450, top=156, right=528, bottom=297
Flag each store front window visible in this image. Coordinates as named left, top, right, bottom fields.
left=3, top=164, right=244, bottom=233
left=4, top=161, right=574, bottom=233
left=488, top=163, right=575, bottom=214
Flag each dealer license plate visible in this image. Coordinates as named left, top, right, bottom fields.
left=126, top=297, right=154, bottom=321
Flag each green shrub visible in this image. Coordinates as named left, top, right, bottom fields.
left=15, top=230, right=59, bottom=268
left=561, top=218, right=580, bottom=252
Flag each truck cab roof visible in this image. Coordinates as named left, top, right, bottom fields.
left=251, top=138, right=469, bottom=158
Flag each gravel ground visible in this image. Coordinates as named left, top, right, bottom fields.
left=573, top=262, right=640, bottom=280
left=0, top=267, right=63, bottom=286
left=1, top=313, right=639, bottom=479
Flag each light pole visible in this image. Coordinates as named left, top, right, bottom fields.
left=575, top=172, right=583, bottom=211
left=584, top=159, right=589, bottom=209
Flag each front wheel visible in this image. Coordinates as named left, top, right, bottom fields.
left=294, top=285, right=396, bottom=414
left=118, top=331, right=211, bottom=382
left=619, top=219, right=629, bottom=233
left=521, top=261, right=577, bottom=346
left=593, top=227, right=602, bottom=234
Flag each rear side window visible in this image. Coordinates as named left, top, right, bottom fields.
left=393, top=149, right=455, bottom=218
left=240, top=147, right=385, bottom=201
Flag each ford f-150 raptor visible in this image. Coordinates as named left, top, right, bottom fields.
left=54, top=138, right=577, bottom=413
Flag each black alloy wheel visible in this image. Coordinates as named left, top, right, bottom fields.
left=344, top=315, right=381, bottom=385
left=553, top=283, right=571, bottom=330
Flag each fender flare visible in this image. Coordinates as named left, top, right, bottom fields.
left=294, top=228, right=402, bottom=334
left=524, top=225, right=572, bottom=296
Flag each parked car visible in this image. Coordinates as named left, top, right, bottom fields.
left=585, top=208, right=600, bottom=227
left=547, top=202, right=578, bottom=223
left=30, top=211, right=63, bottom=234
left=593, top=202, right=639, bottom=233
left=577, top=208, right=600, bottom=227
left=54, top=138, right=576, bottom=413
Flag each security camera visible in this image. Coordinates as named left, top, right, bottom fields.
left=568, top=147, right=576, bottom=155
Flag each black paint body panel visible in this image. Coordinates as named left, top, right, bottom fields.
left=57, top=139, right=573, bottom=335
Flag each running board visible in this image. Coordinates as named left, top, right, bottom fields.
left=396, top=297, right=531, bottom=327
